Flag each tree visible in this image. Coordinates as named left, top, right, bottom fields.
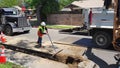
left=28, top=0, right=60, bottom=23
left=0, top=0, right=20, bottom=7
left=25, top=0, right=33, bottom=8
left=27, top=0, right=76, bottom=23
left=59, top=0, right=75, bottom=9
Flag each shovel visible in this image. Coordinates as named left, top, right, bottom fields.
left=47, top=32, right=63, bottom=57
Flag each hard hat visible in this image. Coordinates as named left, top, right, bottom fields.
left=41, top=21, right=46, bottom=26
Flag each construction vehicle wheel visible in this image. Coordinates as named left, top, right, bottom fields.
left=4, top=25, right=13, bottom=36
left=93, top=31, right=112, bottom=48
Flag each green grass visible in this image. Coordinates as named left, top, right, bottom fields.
left=46, top=25, right=75, bottom=29
left=0, top=62, right=25, bottom=68
left=29, top=20, right=76, bottom=29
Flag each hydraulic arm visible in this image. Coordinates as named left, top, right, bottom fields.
left=112, top=0, right=120, bottom=51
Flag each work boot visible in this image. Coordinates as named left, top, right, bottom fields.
left=41, top=46, right=45, bottom=48
left=36, top=44, right=41, bottom=48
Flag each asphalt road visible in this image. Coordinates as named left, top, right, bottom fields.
left=12, top=28, right=119, bottom=68
left=12, top=28, right=92, bottom=44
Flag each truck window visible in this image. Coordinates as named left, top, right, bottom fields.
left=6, top=17, right=18, bottom=23
left=3, top=11, right=17, bottom=15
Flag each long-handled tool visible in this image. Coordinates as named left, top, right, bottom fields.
left=47, top=32, right=63, bottom=56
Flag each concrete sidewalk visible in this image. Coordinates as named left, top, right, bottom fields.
left=5, top=50, right=69, bottom=68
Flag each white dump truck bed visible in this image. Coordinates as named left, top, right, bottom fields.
left=85, top=9, right=114, bottom=29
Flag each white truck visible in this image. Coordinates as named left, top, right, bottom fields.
left=59, top=8, right=114, bottom=48
left=60, top=0, right=120, bottom=50
left=79, top=0, right=120, bottom=50
left=84, top=8, right=114, bottom=48
left=0, top=7, right=31, bottom=36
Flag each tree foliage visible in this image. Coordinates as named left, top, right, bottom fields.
left=59, top=0, right=75, bottom=9
left=0, top=0, right=76, bottom=22
left=25, top=0, right=34, bottom=8
left=26, top=0, right=76, bottom=22
left=27, top=0, right=60, bottom=22
left=0, top=0, right=21, bottom=7
left=27, top=0, right=75, bottom=9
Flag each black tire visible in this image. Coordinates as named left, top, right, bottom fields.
left=24, top=30, right=30, bottom=33
left=93, top=31, right=112, bottom=48
left=4, top=25, right=13, bottom=36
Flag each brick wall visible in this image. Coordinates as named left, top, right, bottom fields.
left=47, top=13, right=84, bottom=26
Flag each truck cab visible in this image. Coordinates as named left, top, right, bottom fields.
left=0, top=8, right=31, bottom=35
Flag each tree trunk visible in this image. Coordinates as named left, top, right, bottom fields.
left=36, top=5, right=41, bottom=25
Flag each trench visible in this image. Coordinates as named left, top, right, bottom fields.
left=0, top=43, right=82, bottom=68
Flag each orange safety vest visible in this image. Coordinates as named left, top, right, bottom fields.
left=37, top=26, right=45, bottom=37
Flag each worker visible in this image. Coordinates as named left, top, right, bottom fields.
left=37, top=21, right=48, bottom=48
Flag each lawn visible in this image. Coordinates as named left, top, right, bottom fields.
left=46, top=25, right=75, bottom=29
left=29, top=19, right=76, bottom=29
left=0, top=62, right=24, bottom=68
left=29, top=20, right=76, bottom=29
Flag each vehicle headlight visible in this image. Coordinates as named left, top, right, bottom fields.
left=14, top=21, right=18, bottom=27
left=14, top=21, right=17, bottom=24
